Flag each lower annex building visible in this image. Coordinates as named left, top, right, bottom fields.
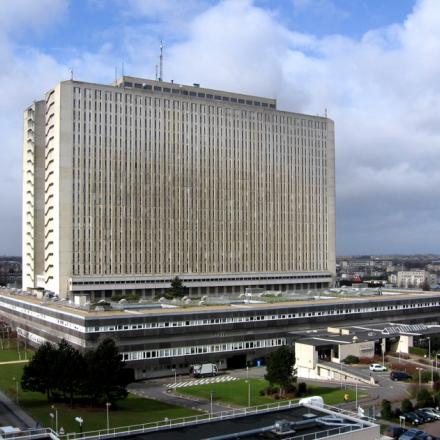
left=22, top=75, right=335, bottom=300
left=1, top=290, right=440, bottom=379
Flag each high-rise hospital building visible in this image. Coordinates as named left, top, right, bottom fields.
left=22, top=76, right=335, bottom=300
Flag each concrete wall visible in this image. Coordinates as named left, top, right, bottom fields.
left=295, top=342, right=318, bottom=369
left=339, top=341, right=375, bottom=361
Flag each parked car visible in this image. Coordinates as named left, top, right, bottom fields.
left=420, top=408, right=440, bottom=419
left=384, top=425, right=407, bottom=439
left=369, top=363, right=387, bottom=372
left=403, top=412, right=422, bottom=426
left=414, top=410, right=434, bottom=423
left=391, top=371, right=412, bottom=381
left=399, top=429, right=425, bottom=440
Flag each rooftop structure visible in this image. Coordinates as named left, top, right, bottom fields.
left=0, top=402, right=380, bottom=440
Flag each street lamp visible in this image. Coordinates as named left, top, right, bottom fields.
left=416, top=368, right=422, bottom=389
left=75, top=416, right=84, bottom=434
left=106, top=403, right=111, bottom=433
left=210, top=390, right=214, bottom=415
left=51, top=405, right=58, bottom=433
left=172, top=368, right=177, bottom=385
left=428, top=337, right=433, bottom=385
left=340, top=361, right=343, bottom=389
left=355, top=382, right=358, bottom=410
left=12, top=377, right=18, bottom=404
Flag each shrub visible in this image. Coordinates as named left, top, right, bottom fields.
left=343, top=355, right=359, bottom=365
left=381, top=399, right=393, bottom=420
left=409, top=346, right=428, bottom=356
left=265, top=386, right=279, bottom=396
left=401, top=399, right=414, bottom=413
left=420, top=371, right=439, bottom=383
left=416, top=388, right=435, bottom=408
left=359, top=355, right=384, bottom=364
left=285, top=383, right=297, bottom=395
left=389, top=363, right=418, bottom=375
left=296, top=382, right=307, bottom=397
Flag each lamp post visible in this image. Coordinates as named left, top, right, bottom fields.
left=172, top=368, right=177, bottom=385
left=210, top=390, right=214, bottom=415
left=51, top=405, right=58, bottom=433
left=416, top=368, right=422, bottom=389
left=340, top=361, right=343, bottom=389
left=106, top=403, right=111, bottom=433
left=355, top=382, right=358, bottom=410
left=12, top=377, right=18, bottom=404
left=428, top=337, right=433, bottom=385
left=74, top=417, right=83, bottom=434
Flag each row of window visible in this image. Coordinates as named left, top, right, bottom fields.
left=121, top=337, right=285, bottom=361
left=122, top=82, right=276, bottom=109
left=3, top=297, right=438, bottom=337
left=72, top=273, right=331, bottom=286
left=86, top=300, right=440, bottom=333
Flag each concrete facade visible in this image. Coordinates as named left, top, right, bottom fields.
left=23, top=76, right=336, bottom=299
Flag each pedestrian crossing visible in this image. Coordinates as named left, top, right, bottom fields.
left=166, top=375, right=239, bottom=388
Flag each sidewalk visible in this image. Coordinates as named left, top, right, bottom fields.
left=0, top=359, right=29, bottom=365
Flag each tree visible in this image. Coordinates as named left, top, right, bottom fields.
left=56, top=340, right=86, bottom=406
left=83, top=338, right=131, bottom=404
left=265, top=345, right=296, bottom=396
left=381, top=399, right=393, bottom=420
left=21, top=342, right=58, bottom=400
left=416, top=388, right=434, bottom=408
left=166, top=276, right=187, bottom=299
left=401, top=399, right=414, bottom=413
left=422, top=279, right=431, bottom=291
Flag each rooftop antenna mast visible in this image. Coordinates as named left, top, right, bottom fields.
left=155, top=64, right=158, bottom=81
left=159, top=40, right=163, bottom=81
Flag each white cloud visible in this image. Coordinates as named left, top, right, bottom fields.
left=0, top=0, right=68, bottom=34
left=1, top=0, right=440, bottom=255
left=0, top=1, right=68, bottom=255
left=146, top=0, right=440, bottom=254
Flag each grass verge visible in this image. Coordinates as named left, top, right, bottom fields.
left=178, top=379, right=366, bottom=407
left=0, top=360, right=199, bottom=433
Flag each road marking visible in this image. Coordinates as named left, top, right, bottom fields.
left=166, top=376, right=239, bottom=388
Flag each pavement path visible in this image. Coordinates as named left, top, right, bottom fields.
left=164, top=376, right=238, bottom=389
left=128, top=380, right=232, bottom=414
left=0, top=360, right=29, bottom=365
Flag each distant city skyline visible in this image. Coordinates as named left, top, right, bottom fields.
left=1, top=0, right=439, bottom=255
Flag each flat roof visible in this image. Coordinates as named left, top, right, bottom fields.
left=124, top=405, right=376, bottom=440
left=1, top=290, right=440, bottom=320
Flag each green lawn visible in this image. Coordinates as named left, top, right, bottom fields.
left=178, top=379, right=365, bottom=407
left=0, top=360, right=199, bottom=433
left=0, top=338, right=32, bottom=362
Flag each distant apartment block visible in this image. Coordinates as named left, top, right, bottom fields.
left=22, top=76, right=335, bottom=299
left=397, top=270, right=431, bottom=288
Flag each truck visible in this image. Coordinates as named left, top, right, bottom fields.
left=190, top=363, right=218, bottom=378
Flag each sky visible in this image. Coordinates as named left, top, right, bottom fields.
left=1, top=0, right=439, bottom=256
